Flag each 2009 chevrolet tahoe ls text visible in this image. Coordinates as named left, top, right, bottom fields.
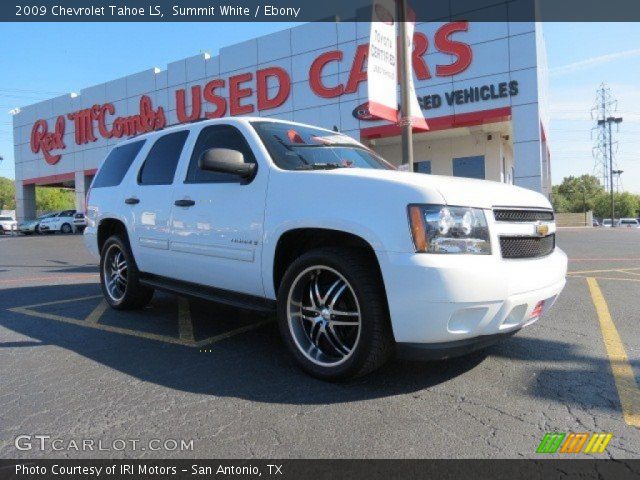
left=84, top=118, right=567, bottom=380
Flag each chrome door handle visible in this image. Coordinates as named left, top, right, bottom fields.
left=174, top=199, right=196, bottom=207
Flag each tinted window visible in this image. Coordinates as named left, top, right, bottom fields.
left=186, top=125, right=256, bottom=183
left=92, top=141, right=145, bottom=188
left=59, top=210, right=76, bottom=217
left=453, top=155, right=485, bottom=180
left=413, top=161, right=431, bottom=174
left=138, top=131, right=189, bottom=185
left=252, top=121, right=393, bottom=171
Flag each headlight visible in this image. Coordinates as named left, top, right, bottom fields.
left=408, top=204, right=491, bottom=254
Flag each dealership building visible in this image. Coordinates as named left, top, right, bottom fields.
left=12, top=19, right=550, bottom=220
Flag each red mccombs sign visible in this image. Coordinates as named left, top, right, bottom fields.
left=30, top=22, right=473, bottom=165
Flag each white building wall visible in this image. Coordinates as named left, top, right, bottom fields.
left=12, top=18, right=548, bottom=220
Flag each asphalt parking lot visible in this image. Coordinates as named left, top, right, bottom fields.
left=0, top=229, right=639, bottom=459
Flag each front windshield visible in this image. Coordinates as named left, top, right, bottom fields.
left=251, top=121, right=394, bottom=171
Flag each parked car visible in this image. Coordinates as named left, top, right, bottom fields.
left=74, top=212, right=87, bottom=233
left=84, top=118, right=567, bottom=380
left=602, top=219, right=613, bottom=228
left=592, top=219, right=600, bottom=227
left=0, top=216, right=17, bottom=234
left=617, top=218, right=640, bottom=228
left=38, top=209, right=77, bottom=234
left=18, top=212, right=57, bottom=235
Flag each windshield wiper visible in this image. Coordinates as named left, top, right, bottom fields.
left=292, top=163, right=345, bottom=170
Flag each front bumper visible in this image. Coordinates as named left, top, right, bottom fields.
left=396, top=329, right=520, bottom=360
left=379, top=248, right=568, bottom=344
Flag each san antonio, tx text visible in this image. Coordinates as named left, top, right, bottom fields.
left=16, top=4, right=302, bottom=18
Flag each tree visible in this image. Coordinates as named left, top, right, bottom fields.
left=554, top=175, right=604, bottom=214
left=35, top=187, right=75, bottom=212
left=0, top=177, right=16, bottom=210
left=550, top=186, right=570, bottom=213
left=593, top=191, right=640, bottom=219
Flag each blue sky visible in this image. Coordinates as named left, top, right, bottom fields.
left=0, top=22, right=639, bottom=192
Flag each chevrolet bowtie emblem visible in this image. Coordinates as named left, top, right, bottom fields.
left=535, top=223, right=549, bottom=236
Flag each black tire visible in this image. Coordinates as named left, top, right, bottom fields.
left=60, top=223, right=72, bottom=234
left=277, top=247, right=394, bottom=381
left=100, top=234, right=154, bottom=310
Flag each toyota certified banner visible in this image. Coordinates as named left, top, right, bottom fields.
left=367, top=0, right=398, bottom=123
left=367, top=0, right=428, bottom=129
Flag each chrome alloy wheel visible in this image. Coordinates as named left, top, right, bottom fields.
left=103, top=244, right=128, bottom=302
left=287, top=266, right=362, bottom=367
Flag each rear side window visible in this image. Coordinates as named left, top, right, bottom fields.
left=138, top=131, right=189, bottom=185
left=92, top=140, right=145, bottom=188
left=185, top=125, right=256, bottom=184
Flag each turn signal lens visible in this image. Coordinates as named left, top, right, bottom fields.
left=530, top=300, right=545, bottom=319
left=409, top=205, right=428, bottom=252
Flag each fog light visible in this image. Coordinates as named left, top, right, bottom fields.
left=530, top=301, right=545, bottom=319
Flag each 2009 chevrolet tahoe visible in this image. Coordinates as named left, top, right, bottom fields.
left=85, top=117, right=567, bottom=380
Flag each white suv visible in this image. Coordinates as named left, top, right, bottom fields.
left=0, top=216, right=17, bottom=234
left=84, top=118, right=567, bottom=380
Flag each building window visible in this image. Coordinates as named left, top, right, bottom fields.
left=413, top=160, right=431, bottom=174
left=452, top=155, right=485, bottom=180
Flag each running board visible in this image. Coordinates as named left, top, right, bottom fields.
left=139, top=273, right=276, bottom=313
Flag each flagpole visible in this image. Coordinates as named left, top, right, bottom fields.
left=396, top=0, right=414, bottom=172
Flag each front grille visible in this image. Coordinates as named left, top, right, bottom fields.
left=494, top=209, right=554, bottom=222
left=500, top=234, right=555, bottom=259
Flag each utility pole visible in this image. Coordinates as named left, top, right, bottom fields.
left=597, top=116, right=623, bottom=227
left=396, top=0, right=414, bottom=172
left=612, top=169, right=623, bottom=193
left=591, top=84, right=617, bottom=191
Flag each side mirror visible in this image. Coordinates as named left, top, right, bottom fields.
left=198, top=148, right=256, bottom=179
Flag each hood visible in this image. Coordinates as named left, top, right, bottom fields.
left=329, top=169, right=552, bottom=210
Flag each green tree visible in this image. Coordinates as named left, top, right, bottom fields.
left=555, top=175, right=604, bottom=213
left=0, top=177, right=16, bottom=210
left=35, top=187, right=75, bottom=212
left=550, top=186, right=570, bottom=213
left=593, top=191, right=640, bottom=219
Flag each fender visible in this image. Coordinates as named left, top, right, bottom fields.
left=261, top=219, right=389, bottom=299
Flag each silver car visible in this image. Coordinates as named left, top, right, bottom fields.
left=18, top=212, right=56, bottom=235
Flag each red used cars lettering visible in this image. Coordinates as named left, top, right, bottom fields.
left=30, top=22, right=472, bottom=163
left=176, top=85, right=202, bottom=122
left=309, top=51, right=344, bottom=98
left=229, top=72, right=255, bottom=116
left=434, top=22, right=472, bottom=77
left=256, top=67, right=290, bottom=111
left=203, top=79, right=227, bottom=118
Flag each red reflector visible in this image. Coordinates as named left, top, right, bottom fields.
left=530, top=300, right=545, bottom=319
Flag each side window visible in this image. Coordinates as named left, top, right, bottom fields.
left=185, top=125, right=256, bottom=184
left=92, top=141, right=145, bottom=188
left=138, top=130, right=189, bottom=185
left=413, top=160, right=431, bottom=174
left=453, top=155, right=485, bottom=180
